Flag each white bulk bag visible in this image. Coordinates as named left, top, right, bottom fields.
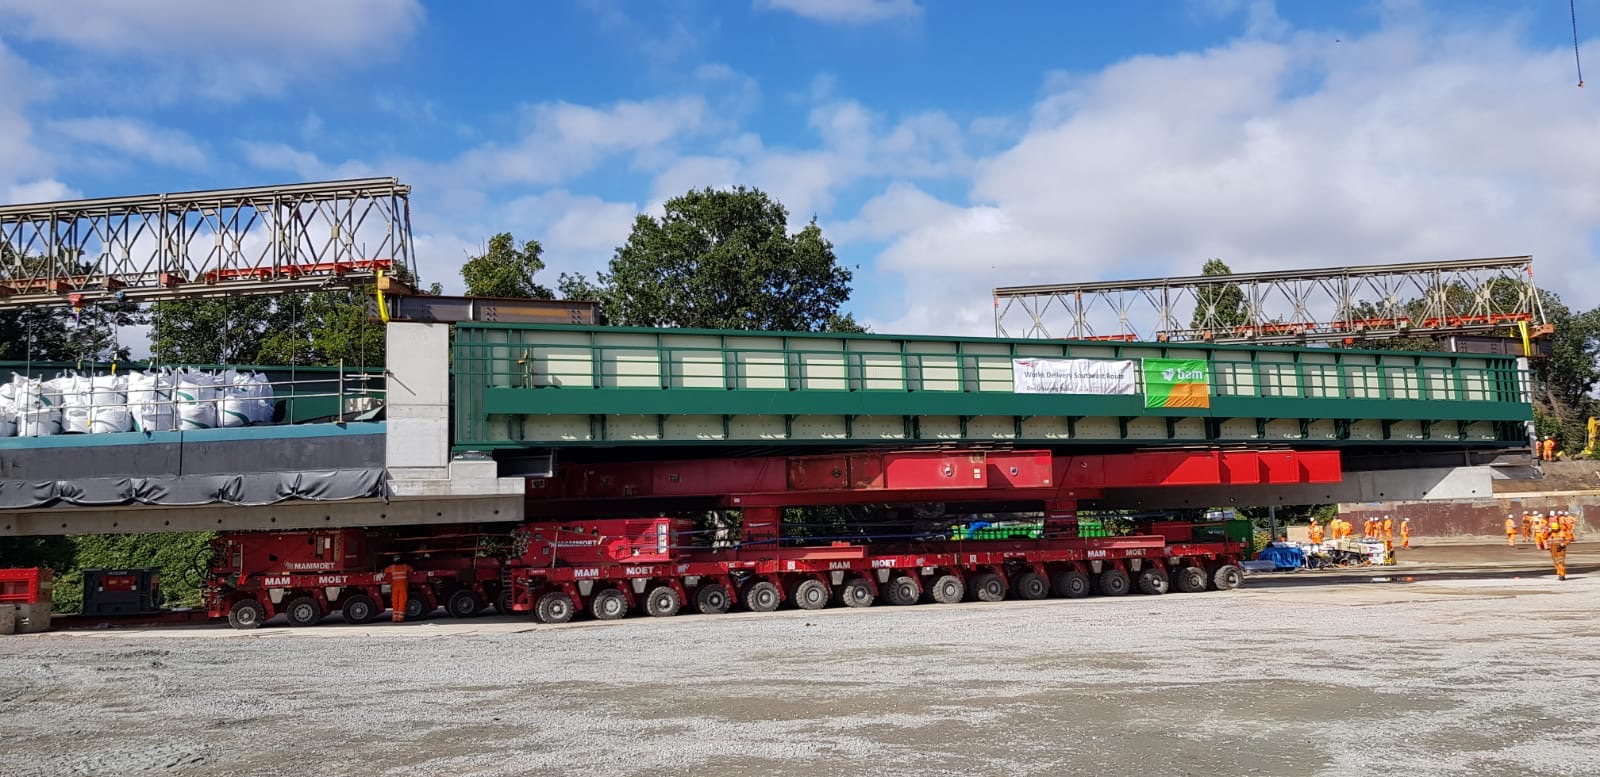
left=18, top=407, right=62, bottom=437
left=128, top=370, right=177, bottom=433
left=0, top=380, right=14, bottom=407
left=174, top=369, right=218, bottom=430
left=248, top=372, right=275, bottom=424
left=57, top=373, right=92, bottom=434
left=11, top=374, right=44, bottom=409
left=0, top=408, right=15, bottom=438
left=90, top=374, right=132, bottom=434
left=217, top=369, right=250, bottom=428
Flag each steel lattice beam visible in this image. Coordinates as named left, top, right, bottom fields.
left=0, top=178, right=413, bottom=308
left=993, top=256, right=1548, bottom=344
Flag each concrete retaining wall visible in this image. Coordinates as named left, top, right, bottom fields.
left=1341, top=491, right=1596, bottom=538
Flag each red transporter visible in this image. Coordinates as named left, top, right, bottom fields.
left=204, top=528, right=506, bottom=629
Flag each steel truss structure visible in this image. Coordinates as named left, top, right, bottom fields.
left=993, top=256, right=1548, bottom=344
left=0, top=178, right=413, bottom=308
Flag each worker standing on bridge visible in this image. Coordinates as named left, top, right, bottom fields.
left=1549, top=515, right=1571, bottom=581
left=1506, top=515, right=1519, bottom=547
left=1400, top=517, right=1412, bottom=549
left=385, top=555, right=413, bottom=623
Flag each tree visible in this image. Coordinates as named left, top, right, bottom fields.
left=605, top=187, right=854, bottom=331
left=1528, top=291, right=1600, bottom=452
left=0, top=245, right=144, bottom=363
left=256, top=289, right=387, bottom=368
left=1190, top=258, right=1248, bottom=331
left=461, top=233, right=554, bottom=299
left=150, top=297, right=276, bottom=364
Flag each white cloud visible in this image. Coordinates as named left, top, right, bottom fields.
left=47, top=117, right=207, bottom=169
left=858, top=21, right=1600, bottom=336
left=3, top=179, right=79, bottom=205
left=0, top=0, right=424, bottom=99
left=454, top=96, right=714, bottom=186
left=758, top=0, right=921, bottom=25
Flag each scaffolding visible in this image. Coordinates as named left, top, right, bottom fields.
left=993, top=256, right=1548, bottom=345
left=0, top=178, right=413, bottom=308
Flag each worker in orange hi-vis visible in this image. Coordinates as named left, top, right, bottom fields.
left=1506, top=515, right=1519, bottom=547
left=1549, top=517, right=1571, bottom=581
left=1400, top=517, right=1412, bottom=549
left=1534, top=514, right=1548, bottom=551
left=1308, top=520, right=1325, bottom=545
left=1521, top=511, right=1533, bottom=540
left=1361, top=518, right=1373, bottom=539
left=1382, top=515, right=1394, bottom=541
left=384, top=555, right=413, bottom=623
left=1545, top=436, right=1558, bottom=461
left=1340, top=518, right=1353, bottom=540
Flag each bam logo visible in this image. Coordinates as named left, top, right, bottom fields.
left=1162, top=367, right=1205, bottom=381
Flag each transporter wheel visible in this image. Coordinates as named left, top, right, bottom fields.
left=1052, top=570, right=1090, bottom=599
left=535, top=592, right=575, bottom=624
left=446, top=589, right=484, bottom=619
left=1096, top=568, right=1131, bottom=597
left=1174, top=566, right=1209, bottom=593
left=1012, top=571, right=1049, bottom=601
left=341, top=594, right=378, bottom=624
left=837, top=578, right=875, bottom=608
left=883, top=575, right=920, bottom=606
left=284, top=595, right=324, bottom=627
left=1212, top=564, right=1244, bottom=591
left=497, top=589, right=516, bottom=614
left=929, top=574, right=965, bottom=604
left=1136, top=568, right=1170, bottom=595
left=789, top=579, right=830, bottom=611
left=694, top=584, right=732, bottom=615
left=590, top=589, right=629, bottom=621
left=404, top=594, right=428, bottom=620
left=742, top=581, right=781, bottom=613
left=969, top=572, right=1006, bottom=603
left=227, top=599, right=266, bottom=630
left=644, top=586, right=682, bottom=618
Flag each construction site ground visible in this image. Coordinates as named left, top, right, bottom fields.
left=2, top=543, right=1597, bottom=777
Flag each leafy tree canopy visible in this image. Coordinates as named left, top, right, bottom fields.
left=602, top=186, right=855, bottom=331
left=1190, top=258, right=1248, bottom=330
left=461, top=233, right=554, bottom=299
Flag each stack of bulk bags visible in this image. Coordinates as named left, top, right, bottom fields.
left=0, top=381, right=15, bottom=437
left=10, top=374, right=61, bottom=437
left=54, top=373, right=93, bottom=435
left=90, top=373, right=132, bottom=434
left=218, top=370, right=276, bottom=427
left=174, top=368, right=218, bottom=430
left=128, top=369, right=177, bottom=432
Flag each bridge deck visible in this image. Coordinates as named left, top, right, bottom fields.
left=451, top=324, right=1531, bottom=450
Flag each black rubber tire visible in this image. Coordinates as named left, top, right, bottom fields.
left=1136, top=567, right=1170, bottom=595
left=1012, top=571, right=1050, bottom=600
left=969, top=572, right=1006, bottom=602
left=590, top=589, right=629, bottom=621
left=644, top=586, right=682, bottom=618
left=341, top=594, right=378, bottom=624
left=1052, top=570, right=1091, bottom=599
left=694, top=583, right=731, bottom=615
left=742, top=580, right=781, bottom=612
left=1175, top=566, right=1209, bottom=593
left=445, top=589, right=483, bottom=618
left=227, top=599, right=266, bottom=630
left=928, top=574, right=965, bottom=604
left=1212, top=564, right=1244, bottom=591
left=496, top=589, right=515, bottom=614
left=1096, top=568, right=1131, bottom=597
left=535, top=591, right=575, bottom=624
left=883, top=575, right=920, bottom=606
left=837, top=579, right=874, bottom=608
left=790, top=579, right=830, bottom=611
left=404, top=594, right=428, bottom=620
left=283, top=595, right=323, bottom=627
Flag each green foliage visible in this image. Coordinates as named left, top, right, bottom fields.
left=151, top=296, right=276, bottom=364
left=256, top=289, right=386, bottom=368
left=1530, top=291, right=1600, bottom=451
left=1191, top=258, right=1248, bottom=329
left=0, top=246, right=145, bottom=363
left=604, top=187, right=854, bottom=331
left=461, top=233, right=555, bottom=299
left=53, top=532, right=216, bottom=612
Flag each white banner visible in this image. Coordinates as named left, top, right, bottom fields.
left=1012, top=358, right=1138, bottom=395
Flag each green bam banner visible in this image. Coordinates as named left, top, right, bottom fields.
left=1142, top=359, right=1211, bottom=409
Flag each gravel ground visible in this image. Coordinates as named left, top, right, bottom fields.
left=2, top=543, right=1598, bottom=777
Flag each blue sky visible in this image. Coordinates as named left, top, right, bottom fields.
left=1, top=0, right=1598, bottom=335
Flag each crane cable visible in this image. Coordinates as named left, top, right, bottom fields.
left=1573, top=0, right=1586, bottom=87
